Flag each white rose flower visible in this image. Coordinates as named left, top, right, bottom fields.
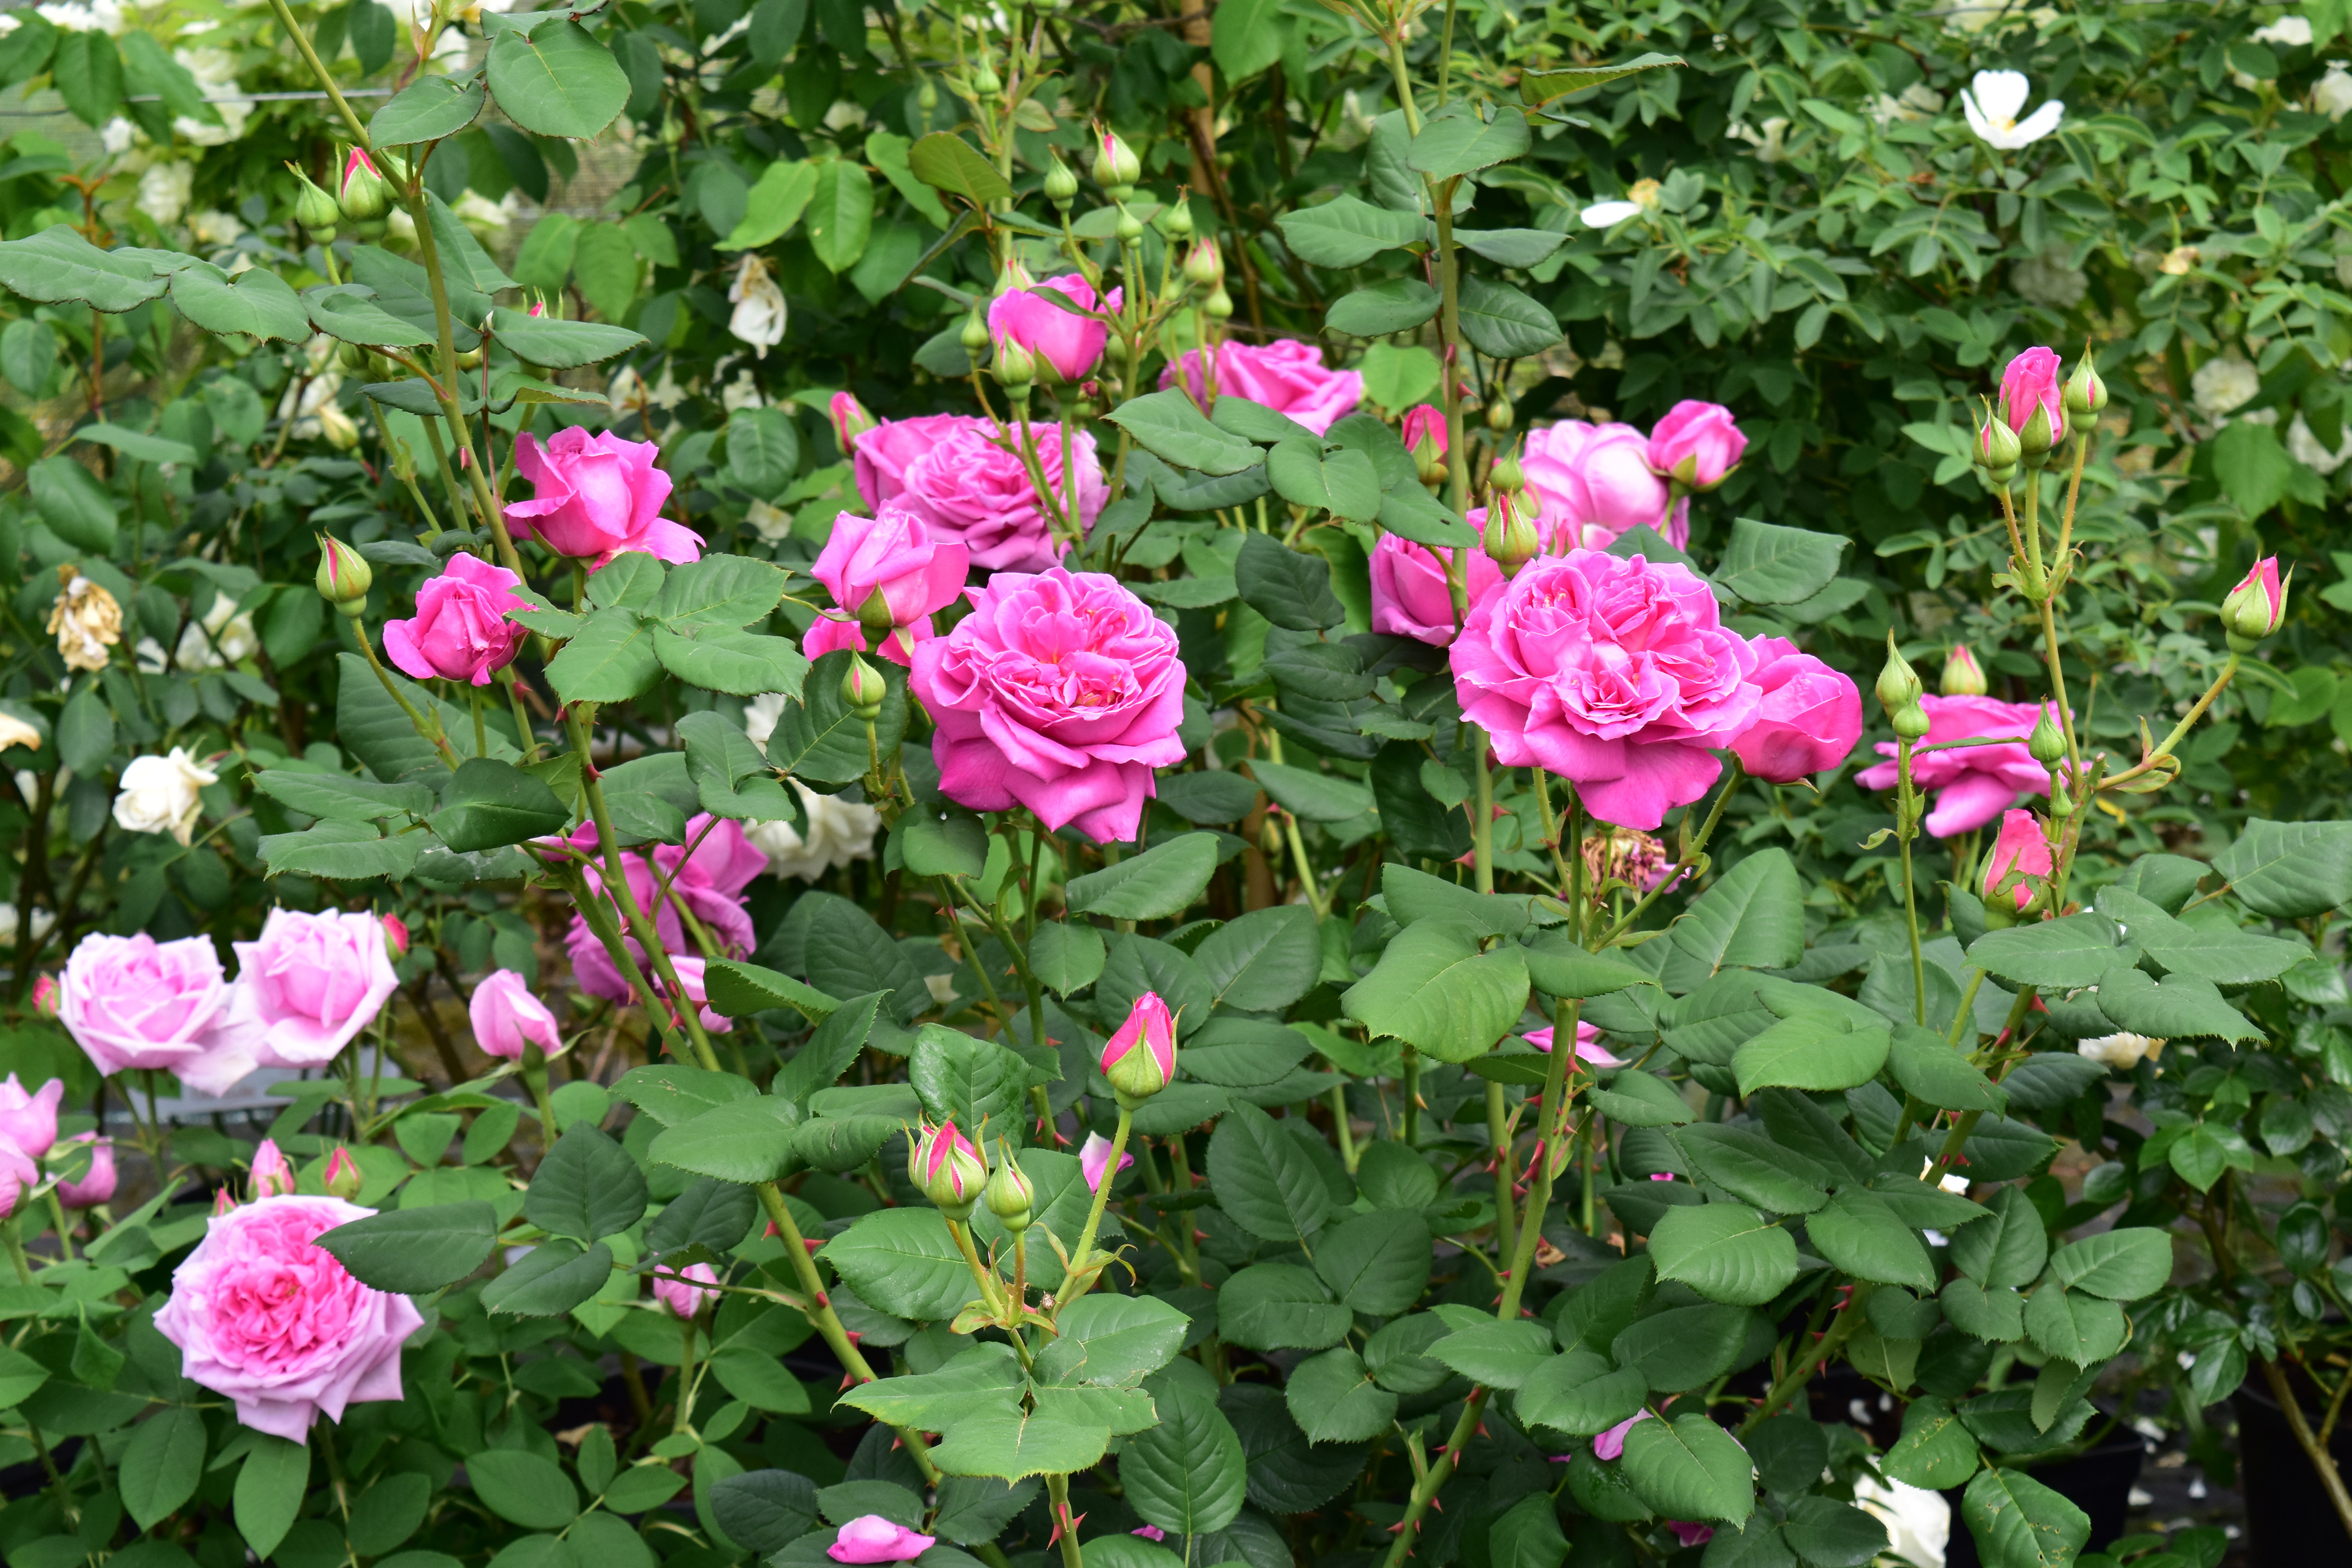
left=113, top=748, right=220, bottom=846
left=452, top=189, right=516, bottom=238
left=1854, top=1477, right=1950, bottom=1568
left=1961, top=70, right=2065, bottom=150
left=745, top=500, right=794, bottom=542
left=1579, top=200, right=1644, bottom=229
left=2191, top=355, right=2261, bottom=419
left=2078, top=1031, right=2164, bottom=1069
left=172, top=48, right=250, bottom=146
left=136, top=162, right=193, bottom=228
left=1870, top=84, right=1946, bottom=127
left=746, top=781, right=882, bottom=881
left=728, top=254, right=787, bottom=359
left=47, top=571, right=122, bottom=674
left=743, top=692, right=789, bottom=749
left=721, top=368, right=764, bottom=411
left=2315, top=61, right=2352, bottom=119
left=1731, top=117, right=1791, bottom=162
left=99, top=116, right=135, bottom=154
left=2255, top=16, right=2315, bottom=47
left=189, top=209, right=246, bottom=249
left=2289, top=412, right=2352, bottom=475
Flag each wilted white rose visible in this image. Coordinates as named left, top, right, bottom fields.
left=137, top=162, right=193, bottom=227
left=746, top=781, right=882, bottom=881
left=728, top=254, right=787, bottom=359
left=2315, top=61, right=2352, bottom=119
left=2078, top=1031, right=2164, bottom=1069
left=2191, top=355, right=2261, bottom=419
left=721, top=368, right=764, bottom=411
left=47, top=570, right=122, bottom=674
left=2288, top=412, right=2352, bottom=475
left=0, top=712, right=41, bottom=753
left=113, top=748, right=220, bottom=846
left=2254, top=16, right=2315, bottom=47
left=2010, top=248, right=2088, bottom=310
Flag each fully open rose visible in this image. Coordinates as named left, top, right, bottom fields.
left=853, top=414, right=1104, bottom=572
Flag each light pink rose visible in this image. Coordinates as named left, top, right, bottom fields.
left=828, top=1516, right=935, bottom=1564
left=212, top=909, right=402, bottom=1073
left=655, top=955, right=735, bottom=1036
left=560, top=815, right=767, bottom=1003
left=1522, top=421, right=1685, bottom=549
left=54, top=1132, right=114, bottom=1208
left=854, top=414, right=1103, bottom=573
left=1646, top=400, right=1747, bottom=489
left=1594, top=1409, right=1652, bottom=1461
left=653, top=1260, right=720, bottom=1318
left=1853, top=694, right=2057, bottom=838
left=802, top=506, right=970, bottom=667
left=382, top=554, right=529, bottom=687
left=1999, top=345, right=2065, bottom=446
left=1448, top=550, right=1761, bottom=830
left=987, top=270, right=1121, bottom=384
left=1983, top=809, right=2054, bottom=912
left=58, top=932, right=232, bottom=1077
left=1081, top=1131, right=1133, bottom=1193
left=470, top=969, right=564, bottom=1061
left=1521, top=1022, right=1625, bottom=1070
left=910, top=567, right=1188, bottom=843
left=1368, top=517, right=1503, bottom=646
left=153, top=1194, right=424, bottom=1441
left=506, top=427, right=702, bottom=568
left=0, top=1135, right=33, bottom=1217
left=250, top=1137, right=296, bottom=1199
left=1731, top=636, right=1863, bottom=784
left=0, top=1073, right=61, bottom=1158
left=1160, top=338, right=1363, bottom=435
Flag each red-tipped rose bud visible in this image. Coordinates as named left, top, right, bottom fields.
left=323, top=1147, right=363, bottom=1201
left=915, top=1119, right=989, bottom=1217
left=1940, top=644, right=1987, bottom=698
left=382, top=913, right=409, bottom=958
left=316, top=534, right=372, bottom=616
left=2220, top=556, right=2289, bottom=651
left=1980, top=808, right=2055, bottom=926
left=1102, top=992, right=1175, bottom=1105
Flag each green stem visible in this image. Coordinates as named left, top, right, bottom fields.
left=1044, top=1473, right=1085, bottom=1568
left=1401, top=1045, right=1420, bottom=1146
left=1737, top=1284, right=1876, bottom=1435
left=1486, top=1080, right=1515, bottom=1266
left=1499, top=998, right=1578, bottom=1318
left=1379, top=1391, right=1490, bottom=1568
left=522, top=1043, right=559, bottom=1155
left=1061, top=1105, right=1132, bottom=1305
left=357, top=629, right=459, bottom=768
left=1, top=1216, right=34, bottom=1284
left=1897, top=734, right=1925, bottom=1026
left=1471, top=728, right=1494, bottom=894
left=1597, top=761, right=1742, bottom=949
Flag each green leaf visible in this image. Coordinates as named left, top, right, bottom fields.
left=1311, top=1209, right=1431, bottom=1315
left=0, top=1344, right=46, bottom=1407
left=1948, top=1186, right=2048, bottom=1290
left=546, top=609, right=661, bottom=703
left=1194, top=904, right=1322, bottom=1015
left=1119, top=1388, right=1248, bottom=1532
left=2093, top=968, right=2261, bottom=1043
left=314, top=1201, right=498, bottom=1294
left=525, top=1124, right=648, bottom=1243
left=251, top=771, right=433, bottom=825
left=53, top=31, right=123, bottom=128
left=721, top=408, right=802, bottom=495
left=257, top=821, right=421, bottom=883
left=2211, top=418, right=2293, bottom=517
left=1209, top=0, right=1286, bottom=80
left=1377, top=483, right=1477, bottom=549
left=900, top=809, right=988, bottom=880
left=482, top=1239, right=615, bottom=1316
left=1731, top=1014, right=1891, bottom=1096
left=1609, top=1303, right=1749, bottom=1391
left=2022, top=1286, right=2127, bottom=1364
left=1282, top=1348, right=1398, bottom=1443
left=821, top=1207, right=977, bottom=1320
left=1520, top=936, right=1662, bottom=1000
left=1407, top=105, right=1533, bottom=178
left=1888, top=1022, right=2008, bottom=1114
left=1714, top=518, right=1850, bottom=606
left=1585, top=1069, right=1694, bottom=1126
left=909, top=1025, right=1029, bottom=1130
left=1064, top=832, right=1220, bottom=920
left=1618, top=1414, right=1756, bottom=1524
left=1454, top=276, right=1561, bottom=358
left=1107, top=391, right=1265, bottom=476
left=1236, top=530, right=1350, bottom=629
left=0, top=225, right=172, bottom=312
left=2048, top=1228, right=2173, bottom=1301
left=1882, top=1396, right=1982, bottom=1490
left=1961, top=1465, right=2090, bottom=1568
left=654, top=627, right=811, bottom=696
left=234, top=1436, right=310, bottom=1558
left=1276, top=195, right=1424, bottom=267
left=31, top=454, right=118, bottom=552
left=371, top=73, right=485, bottom=144
left=1328, top=278, right=1441, bottom=336
left=1032, top=923, right=1107, bottom=996
left=806, top=160, right=874, bottom=274
left=169, top=264, right=309, bottom=342
left=1428, top=1318, right=1555, bottom=1388
left=719, top=160, right=821, bottom=250
left=1264, top=438, right=1383, bottom=522
left=1035, top=1294, right=1191, bottom=1387
left=1673, top=1123, right=1830, bottom=1213
left=769, top=647, right=907, bottom=785
left=348, top=1474, right=432, bottom=1555
left=122, top=1404, right=206, bottom=1531
left=1514, top=1348, right=1648, bottom=1437
left=1805, top=1190, right=1935, bottom=1291
left=648, top=1100, right=800, bottom=1183
left=430, top=757, right=570, bottom=853
left=710, top=1471, right=820, bottom=1554
left=1456, top=227, right=1569, bottom=267
left=645, top=1177, right=759, bottom=1256
left=2212, top=817, right=2352, bottom=918
left=703, top=960, right=840, bottom=1024
left=469, top=1449, right=581, bottom=1530
left=487, top=21, right=629, bottom=139
left=1208, top=1102, right=1333, bottom=1247
left=2093, top=885, right=2306, bottom=985
left=1965, top=913, right=2135, bottom=990
left=1781, top=1497, right=1889, bottom=1568
left=1343, top=918, right=1531, bottom=1063
left=1646, top=1203, right=1799, bottom=1306
left=491, top=311, right=644, bottom=368
left=1672, top=849, right=1804, bottom=973
left=928, top=1413, right=1113, bottom=1481
left=76, top=420, right=194, bottom=466
left=1520, top=51, right=1685, bottom=106
left=1216, top=1261, right=1352, bottom=1350
left=906, top=133, right=1014, bottom=207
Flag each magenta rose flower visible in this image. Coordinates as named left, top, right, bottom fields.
left=58, top=932, right=233, bottom=1077
left=853, top=414, right=1102, bottom=572
left=909, top=567, right=1187, bottom=842
left=1984, top=808, right=2055, bottom=912
left=1522, top=421, right=1685, bottom=549
left=1999, top=345, right=2066, bottom=448
left=470, top=968, right=564, bottom=1061
left=828, top=1517, right=935, bottom=1565
left=1401, top=402, right=1448, bottom=456
left=210, top=909, right=401, bottom=1075
left=1102, top=990, right=1176, bottom=1096
left=1368, top=518, right=1503, bottom=645
left=1731, top=636, right=1863, bottom=783
left=1160, top=338, right=1364, bottom=435
left=154, top=1194, right=423, bottom=1441
left=1646, top=400, right=1747, bottom=489
left=382, top=553, right=529, bottom=687
left=1853, top=693, right=2057, bottom=838
left=0, top=1073, right=61, bottom=1158
left=561, top=815, right=767, bottom=1002
left=654, top=955, right=735, bottom=1035
left=987, top=269, right=1120, bottom=384
left=54, top=1132, right=114, bottom=1209
left=1594, top=1410, right=1652, bottom=1460
left=1080, top=1130, right=1134, bottom=1193
left=1448, top=550, right=1761, bottom=830
left=506, top=427, right=702, bottom=567
left=0, top=1137, right=33, bottom=1217
left=1520, top=1021, right=1625, bottom=1069
left=803, top=506, right=970, bottom=667
left=653, top=1260, right=721, bottom=1318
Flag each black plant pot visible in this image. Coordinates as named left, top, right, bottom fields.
left=2236, top=1380, right=2352, bottom=1562
left=1940, top=1435, right=2146, bottom=1568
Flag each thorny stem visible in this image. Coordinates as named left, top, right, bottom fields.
left=1739, top=1284, right=1877, bottom=1435
left=1061, top=1105, right=1132, bottom=1305
left=2262, top=1358, right=2352, bottom=1539
left=1044, top=1473, right=1085, bottom=1568
left=1897, top=734, right=1926, bottom=1026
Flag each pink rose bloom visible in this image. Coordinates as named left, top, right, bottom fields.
left=1103, top=991, right=1177, bottom=1085
left=1999, top=345, right=2066, bottom=445
left=1521, top=1022, right=1625, bottom=1070
left=382, top=554, right=529, bottom=687
left=561, top=815, right=767, bottom=1002
left=910, top=567, right=1187, bottom=842
left=987, top=270, right=1121, bottom=384
left=250, top=1137, right=296, bottom=1199
left=828, top=1516, right=935, bottom=1564
left=154, top=1194, right=423, bottom=1441
left=1523, top=422, right=1685, bottom=550
left=58, top=932, right=232, bottom=1077
left=1594, top=1409, right=1652, bottom=1461
left=1983, top=809, right=2054, bottom=912
left=1132, top=1527, right=1166, bottom=1543
left=1160, top=338, right=1363, bottom=435
left=506, top=427, right=702, bottom=567
left=653, top=1260, right=720, bottom=1318
left=0, top=1135, right=33, bottom=1216
left=1731, top=636, right=1863, bottom=784
left=1449, top=551, right=1761, bottom=831
left=1369, top=519, right=1503, bottom=646
left=802, top=506, right=970, bottom=668
left=1401, top=403, right=1448, bottom=456
left=470, top=969, right=564, bottom=1061
left=854, top=414, right=1103, bottom=573
left=0, top=1073, right=61, bottom=1158
left=1646, top=400, right=1746, bottom=489
left=656, top=955, right=736, bottom=1036
left=1669, top=1522, right=1715, bottom=1548
left=1853, top=694, right=2058, bottom=838
left=1081, top=1131, right=1134, bottom=1193
left=212, top=909, right=402, bottom=1073
left=55, top=1132, right=114, bottom=1208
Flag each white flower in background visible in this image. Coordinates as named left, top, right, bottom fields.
left=1941, top=2, right=2004, bottom=34
left=48, top=572, right=122, bottom=673
left=113, top=748, right=218, bottom=845
left=1580, top=199, right=1644, bottom=229
left=2315, top=61, right=2352, bottom=118
left=2288, top=412, right=2352, bottom=474
left=728, top=254, right=787, bottom=359
left=0, top=713, right=39, bottom=754
left=1731, top=117, right=1790, bottom=161
left=137, top=162, right=193, bottom=227
left=823, top=99, right=869, bottom=133
left=385, top=207, right=418, bottom=244
left=37, top=1, right=125, bottom=34
left=279, top=366, right=345, bottom=442
left=315, top=401, right=361, bottom=449
left=2191, top=355, right=2261, bottom=420
left=743, top=692, right=791, bottom=749
left=2078, top=1031, right=2164, bottom=1069
left=721, top=368, right=764, bottom=411
left=173, top=48, right=250, bottom=145
left=2255, top=16, right=2315, bottom=47
left=186, top=596, right=259, bottom=667
left=745, top=786, right=883, bottom=881
left=99, top=116, right=135, bottom=154
left=1870, top=84, right=1946, bottom=128
left=189, top=209, right=245, bottom=249
left=1961, top=70, right=2065, bottom=149
left=2010, top=248, right=2088, bottom=310
left=745, top=500, right=794, bottom=542
left=0, top=902, right=57, bottom=951
left=453, top=189, right=517, bottom=238
left=1855, top=1478, right=1950, bottom=1568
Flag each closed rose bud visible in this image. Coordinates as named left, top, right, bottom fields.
left=1182, top=239, right=1222, bottom=289
left=1999, top=346, right=2066, bottom=459
left=212, top=1186, right=238, bottom=1217
left=1875, top=635, right=1924, bottom=715
left=291, top=166, right=340, bottom=233
left=337, top=147, right=391, bottom=222
left=960, top=306, right=993, bottom=353
left=914, top=1120, right=989, bottom=1217
left=30, top=974, right=58, bottom=1019
left=1161, top=201, right=1194, bottom=240
left=55, top=1133, right=114, bottom=1209
left=2221, top=555, right=2289, bottom=650
left=1203, top=286, right=1234, bottom=320
left=993, top=338, right=1036, bottom=391
left=1485, top=393, right=1514, bottom=434
left=250, top=1137, right=297, bottom=1200
left=1940, top=644, right=1988, bottom=698
left=1976, top=402, right=2021, bottom=480
left=316, top=534, right=372, bottom=615
left=382, top=914, right=409, bottom=958
left=1102, top=992, right=1175, bottom=1103
left=1891, top=703, right=1932, bottom=741
left=1115, top=208, right=1145, bottom=245
left=323, top=1147, right=363, bottom=1201
left=1981, top=808, right=2055, bottom=924
left=1093, top=127, right=1141, bottom=195
left=970, top=60, right=1002, bottom=97
left=843, top=654, right=887, bottom=721
left=1044, top=155, right=1079, bottom=210
left=2064, top=351, right=2107, bottom=419
left=2027, top=707, right=2065, bottom=766
left=983, top=1149, right=1035, bottom=1230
